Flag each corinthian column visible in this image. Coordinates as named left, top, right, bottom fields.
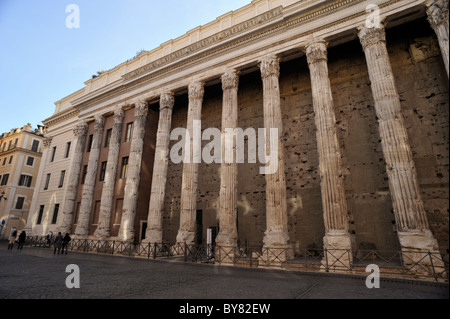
left=259, top=56, right=290, bottom=257
left=94, top=106, right=124, bottom=239
left=74, top=115, right=105, bottom=238
left=215, top=70, right=239, bottom=261
left=176, top=81, right=204, bottom=245
left=359, top=25, right=443, bottom=270
left=144, top=92, right=175, bottom=243
left=305, top=40, right=352, bottom=268
left=60, top=121, right=88, bottom=234
left=118, top=100, right=149, bottom=242
left=426, top=0, right=449, bottom=77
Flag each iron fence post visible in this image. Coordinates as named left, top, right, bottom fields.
left=428, top=251, right=438, bottom=282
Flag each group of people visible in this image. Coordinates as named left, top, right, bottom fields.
left=7, top=229, right=71, bottom=255
left=7, top=229, right=26, bottom=250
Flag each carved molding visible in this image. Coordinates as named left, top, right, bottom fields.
left=426, top=0, right=449, bottom=30
left=73, top=120, right=88, bottom=137
left=134, top=100, right=149, bottom=117
left=221, top=69, right=240, bottom=91
left=358, top=25, right=386, bottom=50
left=259, top=55, right=280, bottom=79
left=113, top=106, right=125, bottom=123
left=42, top=136, right=53, bottom=148
left=93, top=115, right=105, bottom=133
left=188, top=81, right=205, bottom=101
left=160, top=92, right=175, bottom=110
left=305, top=39, right=328, bottom=65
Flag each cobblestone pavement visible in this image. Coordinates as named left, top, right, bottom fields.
left=0, top=244, right=447, bottom=301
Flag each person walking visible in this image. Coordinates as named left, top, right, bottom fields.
left=62, top=233, right=71, bottom=255
left=17, top=230, right=26, bottom=250
left=46, top=231, right=53, bottom=248
left=7, top=229, right=17, bottom=250
left=53, top=232, right=63, bottom=255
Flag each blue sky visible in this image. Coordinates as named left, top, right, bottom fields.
left=0, top=0, right=250, bottom=133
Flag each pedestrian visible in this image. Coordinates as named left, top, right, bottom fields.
left=62, top=233, right=71, bottom=255
left=7, top=229, right=17, bottom=250
left=17, top=230, right=26, bottom=250
left=46, top=231, right=53, bottom=247
left=53, top=232, right=63, bottom=255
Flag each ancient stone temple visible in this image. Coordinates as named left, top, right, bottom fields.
left=26, top=0, right=448, bottom=270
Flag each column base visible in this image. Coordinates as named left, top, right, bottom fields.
left=143, top=229, right=163, bottom=244
left=398, top=230, right=446, bottom=278
left=262, top=230, right=292, bottom=264
left=322, top=231, right=353, bottom=271
left=176, top=230, right=195, bottom=246
left=93, top=228, right=109, bottom=241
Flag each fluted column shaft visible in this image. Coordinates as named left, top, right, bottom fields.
left=215, top=70, right=239, bottom=249
left=176, top=81, right=204, bottom=245
left=118, top=101, right=149, bottom=242
left=426, top=0, right=449, bottom=77
left=60, top=121, right=88, bottom=234
left=74, top=115, right=105, bottom=238
left=259, top=56, right=289, bottom=249
left=359, top=26, right=441, bottom=258
left=144, top=93, right=175, bottom=243
left=305, top=40, right=351, bottom=245
left=94, top=106, right=124, bottom=239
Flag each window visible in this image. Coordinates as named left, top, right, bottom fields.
left=2, top=158, right=6, bottom=166
left=81, top=165, right=88, bottom=184
left=104, top=129, right=112, bottom=148
left=19, top=174, right=32, bottom=187
left=120, top=157, right=129, bottom=179
left=8, top=156, right=13, bottom=164
left=8, top=140, right=12, bottom=150
left=26, top=156, right=34, bottom=166
left=31, top=140, right=40, bottom=152
left=87, top=134, right=93, bottom=152
left=99, top=161, right=107, bottom=182
left=36, top=205, right=45, bottom=225
left=1, top=144, right=5, bottom=151
left=125, top=122, right=133, bottom=142
left=51, top=204, right=60, bottom=224
left=14, top=138, right=18, bottom=148
left=65, top=142, right=71, bottom=158
left=1, top=174, right=9, bottom=186
left=58, top=170, right=65, bottom=188
left=50, top=146, right=56, bottom=162
left=44, top=173, right=51, bottom=190
left=15, top=197, right=25, bottom=210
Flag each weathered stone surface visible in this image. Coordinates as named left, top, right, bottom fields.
left=118, top=101, right=148, bottom=242
left=144, top=92, right=175, bottom=243
left=176, top=81, right=204, bottom=245
left=74, top=115, right=104, bottom=238
left=94, top=106, right=124, bottom=239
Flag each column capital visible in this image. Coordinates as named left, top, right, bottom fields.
left=73, top=120, right=88, bottom=137
left=93, top=114, right=105, bottom=133
left=426, top=0, right=449, bottom=29
left=259, top=55, right=280, bottom=79
left=221, top=69, right=240, bottom=91
left=188, top=81, right=205, bottom=101
left=305, top=39, right=328, bottom=65
left=42, top=136, right=53, bottom=148
left=113, top=106, right=125, bottom=123
left=134, top=100, right=149, bottom=117
left=160, top=92, right=175, bottom=110
left=358, top=25, right=386, bottom=51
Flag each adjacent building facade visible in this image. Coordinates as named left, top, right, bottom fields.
left=26, top=0, right=448, bottom=269
left=0, top=125, right=45, bottom=238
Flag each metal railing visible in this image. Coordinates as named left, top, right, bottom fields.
left=23, top=236, right=448, bottom=282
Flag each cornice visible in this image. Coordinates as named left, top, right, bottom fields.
left=43, top=109, right=79, bottom=127
left=70, top=0, right=420, bottom=111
